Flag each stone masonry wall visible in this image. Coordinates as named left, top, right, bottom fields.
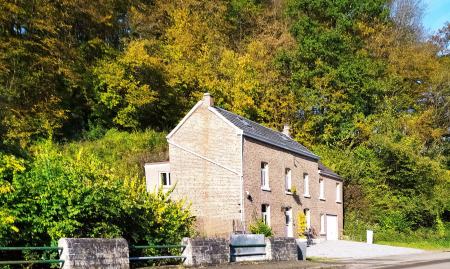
left=169, top=98, right=242, bottom=237
left=58, top=238, right=129, bottom=269
left=265, top=237, right=297, bottom=261
left=242, top=136, right=323, bottom=238
left=181, top=238, right=230, bottom=267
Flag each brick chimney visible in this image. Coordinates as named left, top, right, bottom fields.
left=283, top=125, right=290, bottom=137
left=203, top=93, right=214, bottom=107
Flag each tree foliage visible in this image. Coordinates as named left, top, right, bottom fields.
left=1, top=0, right=450, bottom=251
left=0, top=136, right=191, bottom=267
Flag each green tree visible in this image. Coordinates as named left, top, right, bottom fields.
left=0, top=138, right=193, bottom=267
left=275, top=0, right=389, bottom=147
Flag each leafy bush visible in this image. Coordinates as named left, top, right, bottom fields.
left=0, top=139, right=194, bottom=267
left=297, top=212, right=307, bottom=238
left=291, top=186, right=297, bottom=195
left=373, top=226, right=450, bottom=250
left=249, top=218, right=273, bottom=237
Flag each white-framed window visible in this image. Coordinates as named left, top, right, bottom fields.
left=160, top=172, right=171, bottom=187
left=336, top=183, right=341, bottom=202
left=285, top=168, right=291, bottom=192
left=320, top=214, right=325, bottom=234
left=319, top=178, right=325, bottom=200
left=262, top=204, right=270, bottom=226
left=303, top=173, right=310, bottom=197
left=304, top=208, right=310, bottom=230
left=261, top=162, right=269, bottom=189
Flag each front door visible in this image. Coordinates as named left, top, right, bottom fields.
left=285, top=209, right=293, bottom=237
left=326, top=215, right=338, bottom=240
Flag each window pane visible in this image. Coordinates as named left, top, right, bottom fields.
left=304, top=174, right=309, bottom=195
left=336, top=183, right=340, bottom=200
left=320, top=179, right=324, bottom=198
left=261, top=169, right=265, bottom=186
left=161, top=172, right=170, bottom=186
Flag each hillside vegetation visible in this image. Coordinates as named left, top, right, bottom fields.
left=1, top=0, right=450, bottom=255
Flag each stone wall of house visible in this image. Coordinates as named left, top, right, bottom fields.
left=317, top=174, right=344, bottom=240
left=242, top=136, right=324, bottom=238
left=58, top=238, right=129, bottom=269
left=181, top=237, right=230, bottom=267
left=265, top=237, right=297, bottom=261
left=168, top=96, right=243, bottom=237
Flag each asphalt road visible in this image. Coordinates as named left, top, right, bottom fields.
left=145, top=247, right=450, bottom=269
left=343, top=251, right=450, bottom=269
left=189, top=252, right=450, bottom=268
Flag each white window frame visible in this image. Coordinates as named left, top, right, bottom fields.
left=159, top=172, right=171, bottom=187
left=262, top=204, right=270, bottom=226
left=285, top=168, right=292, bottom=193
left=303, top=173, right=310, bottom=197
left=304, top=208, right=310, bottom=230
left=261, top=162, right=270, bottom=191
left=336, top=183, right=341, bottom=203
left=319, top=178, right=325, bottom=200
left=320, top=214, right=325, bottom=235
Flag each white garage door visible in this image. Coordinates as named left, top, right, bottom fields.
left=326, top=215, right=338, bottom=240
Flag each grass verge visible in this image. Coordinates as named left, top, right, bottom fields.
left=374, top=240, right=450, bottom=251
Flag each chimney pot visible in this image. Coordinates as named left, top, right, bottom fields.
left=283, top=125, right=290, bottom=137
left=203, top=93, right=214, bottom=107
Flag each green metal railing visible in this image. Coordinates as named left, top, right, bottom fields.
left=229, top=244, right=266, bottom=247
left=229, top=243, right=266, bottom=256
left=129, top=245, right=186, bottom=260
left=0, top=247, right=64, bottom=265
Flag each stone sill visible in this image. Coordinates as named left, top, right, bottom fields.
left=261, top=187, right=271, bottom=192
left=303, top=194, right=311, bottom=198
left=336, top=200, right=342, bottom=203
left=285, top=191, right=293, bottom=195
left=319, top=197, right=326, bottom=201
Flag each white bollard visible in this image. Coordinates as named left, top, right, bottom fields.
left=367, top=230, right=373, bottom=244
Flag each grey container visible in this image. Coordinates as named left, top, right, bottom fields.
left=296, top=240, right=307, bottom=260
left=230, top=234, right=266, bottom=262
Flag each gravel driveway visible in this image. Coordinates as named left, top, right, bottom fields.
left=307, top=240, right=425, bottom=259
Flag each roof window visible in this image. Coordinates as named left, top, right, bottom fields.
left=278, top=133, right=289, bottom=141
left=237, top=117, right=254, bottom=130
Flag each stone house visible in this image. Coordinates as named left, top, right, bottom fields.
left=145, top=93, right=344, bottom=240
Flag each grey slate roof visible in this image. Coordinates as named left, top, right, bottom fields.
left=318, top=161, right=344, bottom=180
left=212, top=106, right=320, bottom=160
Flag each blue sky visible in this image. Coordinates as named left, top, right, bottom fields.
left=423, top=0, right=450, bottom=34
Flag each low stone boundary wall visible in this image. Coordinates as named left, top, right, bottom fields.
left=181, top=237, right=230, bottom=267
left=181, top=236, right=299, bottom=267
left=58, top=238, right=129, bottom=269
left=55, top=236, right=299, bottom=268
left=265, top=237, right=297, bottom=261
